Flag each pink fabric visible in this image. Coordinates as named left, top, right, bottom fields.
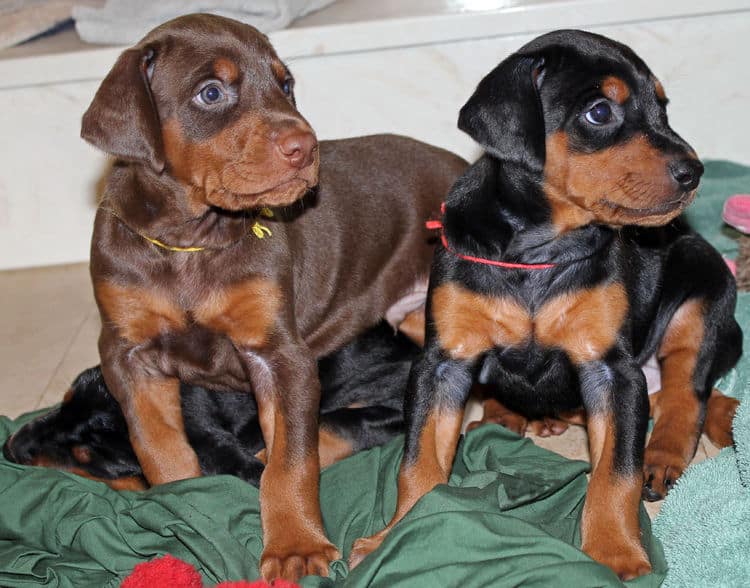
left=723, top=194, right=750, bottom=234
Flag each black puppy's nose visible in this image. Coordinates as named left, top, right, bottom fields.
left=669, top=159, right=704, bottom=191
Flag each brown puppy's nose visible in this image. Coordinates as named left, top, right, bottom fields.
left=275, top=128, right=317, bottom=169
left=669, top=159, right=704, bottom=191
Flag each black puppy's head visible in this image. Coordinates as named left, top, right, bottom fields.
left=2, top=367, right=145, bottom=489
left=459, top=29, right=702, bottom=230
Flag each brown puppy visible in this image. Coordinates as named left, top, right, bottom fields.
left=82, top=14, right=467, bottom=581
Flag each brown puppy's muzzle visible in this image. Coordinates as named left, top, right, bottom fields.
left=217, top=121, right=320, bottom=210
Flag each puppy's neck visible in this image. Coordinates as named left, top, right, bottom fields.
left=102, top=163, right=262, bottom=250
left=444, top=155, right=612, bottom=266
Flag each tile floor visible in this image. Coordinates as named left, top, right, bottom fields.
left=0, top=262, right=723, bottom=518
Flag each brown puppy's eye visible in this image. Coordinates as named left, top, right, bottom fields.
left=194, top=80, right=232, bottom=108
left=198, top=83, right=224, bottom=104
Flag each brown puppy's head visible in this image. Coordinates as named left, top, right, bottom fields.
left=81, top=14, right=318, bottom=213
left=459, top=29, right=702, bottom=232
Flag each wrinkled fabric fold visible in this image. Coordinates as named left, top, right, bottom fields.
left=0, top=411, right=665, bottom=587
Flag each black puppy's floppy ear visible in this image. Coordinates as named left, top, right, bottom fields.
left=81, top=46, right=165, bottom=172
left=458, top=54, right=546, bottom=172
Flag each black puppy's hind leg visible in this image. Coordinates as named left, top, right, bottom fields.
left=643, top=240, right=742, bottom=500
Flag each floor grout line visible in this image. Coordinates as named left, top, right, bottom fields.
left=33, top=307, right=97, bottom=410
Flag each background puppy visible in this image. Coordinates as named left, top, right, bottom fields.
left=3, top=323, right=416, bottom=490
left=83, top=14, right=466, bottom=580
left=350, top=29, right=742, bottom=580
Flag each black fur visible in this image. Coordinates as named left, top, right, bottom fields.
left=406, top=30, right=741, bottom=491
left=3, top=322, right=416, bottom=487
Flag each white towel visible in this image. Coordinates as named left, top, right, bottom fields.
left=73, top=0, right=336, bottom=45
left=0, top=0, right=97, bottom=49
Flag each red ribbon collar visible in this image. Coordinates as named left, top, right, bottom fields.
left=426, top=203, right=556, bottom=270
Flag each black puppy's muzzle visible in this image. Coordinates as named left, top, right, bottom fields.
left=669, top=159, right=704, bottom=192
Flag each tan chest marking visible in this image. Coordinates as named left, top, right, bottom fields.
left=432, top=283, right=531, bottom=360
left=97, top=277, right=283, bottom=349
left=96, top=281, right=186, bottom=344
left=433, top=282, right=628, bottom=364
left=193, top=277, right=283, bottom=348
left=535, top=282, right=628, bottom=364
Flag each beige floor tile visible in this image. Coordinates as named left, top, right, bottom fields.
left=0, top=262, right=95, bottom=418
left=35, top=308, right=101, bottom=410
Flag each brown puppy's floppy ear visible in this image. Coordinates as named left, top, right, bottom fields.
left=458, top=54, right=546, bottom=173
left=81, top=46, right=165, bottom=172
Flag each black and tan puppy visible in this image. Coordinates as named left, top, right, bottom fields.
left=350, top=30, right=742, bottom=579
left=3, top=323, right=415, bottom=490
left=82, top=14, right=466, bottom=580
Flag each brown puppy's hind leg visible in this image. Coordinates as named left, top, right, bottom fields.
left=123, top=377, right=202, bottom=484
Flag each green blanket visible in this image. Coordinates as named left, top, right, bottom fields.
left=651, top=160, right=750, bottom=587
left=652, top=294, right=749, bottom=587
left=2, top=160, right=748, bottom=587
left=0, top=417, right=664, bottom=587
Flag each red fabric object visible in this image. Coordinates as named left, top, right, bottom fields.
left=120, top=554, right=301, bottom=588
left=216, top=581, right=299, bottom=587
left=121, top=554, right=203, bottom=588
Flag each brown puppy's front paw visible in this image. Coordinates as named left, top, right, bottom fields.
left=348, top=530, right=388, bottom=569
left=260, top=539, right=340, bottom=581
left=584, top=540, right=652, bottom=581
left=642, top=449, right=686, bottom=501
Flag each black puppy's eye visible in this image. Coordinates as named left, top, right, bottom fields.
left=195, top=82, right=227, bottom=107
left=585, top=101, right=613, bottom=125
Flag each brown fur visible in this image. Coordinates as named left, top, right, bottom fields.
left=95, top=281, right=186, bottom=344
left=433, top=283, right=531, bottom=359
left=82, top=14, right=467, bottom=581
left=644, top=300, right=705, bottom=495
left=194, top=277, right=283, bottom=348
left=601, top=76, right=631, bottom=104
left=433, top=281, right=627, bottom=364
left=545, top=131, right=694, bottom=232
left=653, top=78, right=667, bottom=102
left=704, top=389, right=739, bottom=448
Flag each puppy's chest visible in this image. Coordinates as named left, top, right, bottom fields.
left=95, top=276, right=283, bottom=350
left=432, top=281, right=628, bottom=365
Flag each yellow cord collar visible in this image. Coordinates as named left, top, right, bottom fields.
left=104, top=207, right=274, bottom=253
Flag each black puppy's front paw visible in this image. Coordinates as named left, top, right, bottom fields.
left=642, top=454, right=685, bottom=501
